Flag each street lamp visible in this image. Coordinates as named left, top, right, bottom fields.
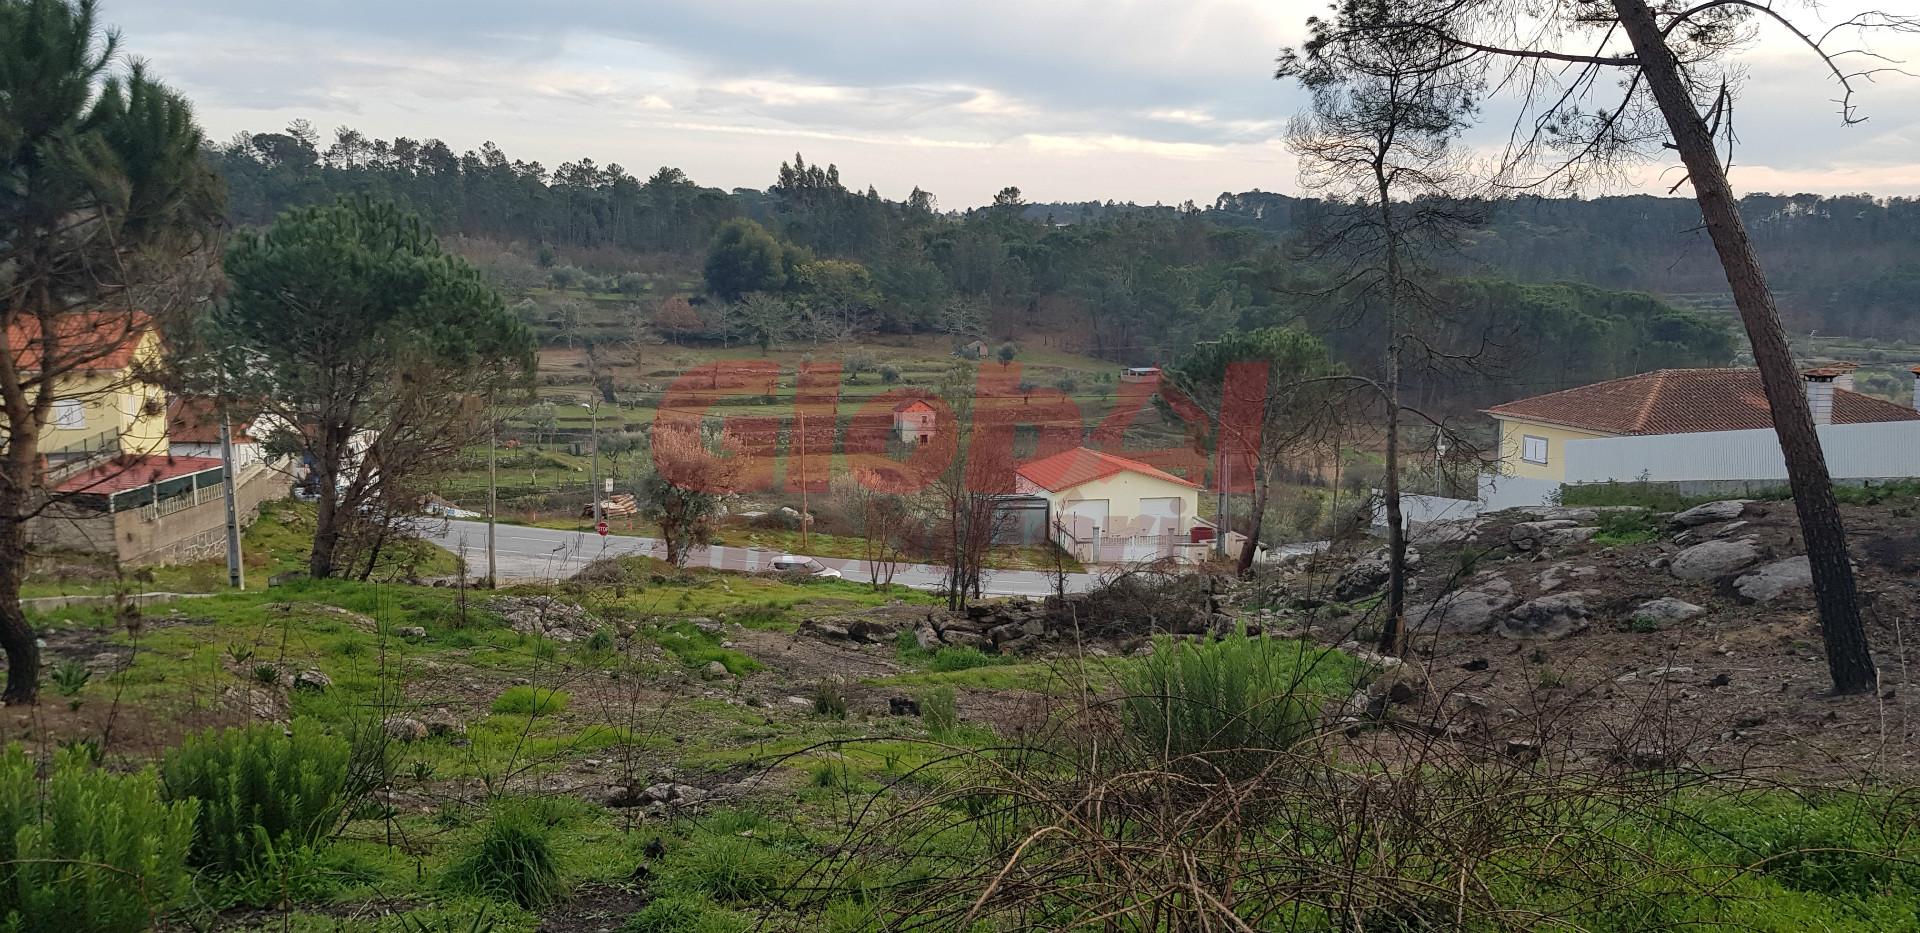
left=580, top=401, right=601, bottom=525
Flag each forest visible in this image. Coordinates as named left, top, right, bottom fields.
left=201, top=122, right=1842, bottom=409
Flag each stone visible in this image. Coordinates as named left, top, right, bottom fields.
left=913, top=621, right=942, bottom=652
left=1538, top=563, right=1599, bottom=593
left=1669, top=537, right=1766, bottom=581
left=292, top=669, right=332, bottom=692
left=1509, top=519, right=1579, bottom=551
left=1670, top=500, right=1748, bottom=528
left=1406, top=577, right=1516, bottom=636
left=1499, top=591, right=1597, bottom=641
left=1524, top=507, right=1600, bottom=524
left=888, top=696, right=921, bottom=716
left=490, top=595, right=600, bottom=642
left=702, top=661, right=731, bottom=681
left=944, top=630, right=991, bottom=651
left=606, top=781, right=707, bottom=809
left=688, top=617, right=722, bottom=634
left=423, top=709, right=465, bottom=737
left=1365, top=663, right=1428, bottom=707
left=1731, top=556, right=1813, bottom=603
left=395, top=626, right=428, bottom=641
left=1332, top=547, right=1421, bottom=602
left=1632, top=597, right=1705, bottom=625
left=1410, top=519, right=1481, bottom=546
left=382, top=717, right=428, bottom=742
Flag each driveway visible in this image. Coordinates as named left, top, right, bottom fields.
left=426, top=519, right=1098, bottom=598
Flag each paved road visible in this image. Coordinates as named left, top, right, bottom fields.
left=427, top=519, right=1097, bottom=597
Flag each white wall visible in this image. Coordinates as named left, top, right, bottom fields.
left=1564, top=421, right=1920, bottom=485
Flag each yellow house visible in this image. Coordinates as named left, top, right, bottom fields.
left=1014, top=446, right=1201, bottom=542
left=1486, top=367, right=1920, bottom=482
left=8, top=312, right=169, bottom=461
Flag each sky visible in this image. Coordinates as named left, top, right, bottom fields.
left=113, top=1, right=1920, bottom=208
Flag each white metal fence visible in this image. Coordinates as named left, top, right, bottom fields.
left=1563, top=421, right=1920, bottom=485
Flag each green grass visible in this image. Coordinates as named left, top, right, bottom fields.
left=491, top=686, right=570, bottom=716
left=1592, top=509, right=1663, bottom=546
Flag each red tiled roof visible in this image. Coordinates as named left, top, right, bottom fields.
left=55, top=455, right=223, bottom=496
left=1015, top=446, right=1200, bottom=492
left=166, top=398, right=254, bottom=444
left=892, top=398, right=936, bottom=413
left=6, top=312, right=150, bottom=373
left=1486, top=369, right=1920, bottom=436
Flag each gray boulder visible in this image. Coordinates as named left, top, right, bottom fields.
left=1499, top=591, right=1597, bottom=640
left=1509, top=519, right=1577, bottom=551
left=702, top=660, right=731, bottom=681
left=1632, top=597, right=1705, bottom=625
left=423, top=709, right=465, bottom=737
left=1731, top=556, right=1813, bottom=604
left=913, top=620, right=943, bottom=652
left=1332, top=547, right=1421, bottom=602
left=382, top=717, right=428, bottom=742
left=1538, top=563, right=1599, bottom=593
left=1671, top=500, right=1748, bottom=528
left=1410, top=519, right=1481, bottom=546
left=1669, top=537, right=1766, bottom=581
left=292, top=669, right=332, bottom=692
left=1407, top=577, right=1516, bottom=635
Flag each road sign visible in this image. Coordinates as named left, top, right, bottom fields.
left=596, top=520, right=609, bottom=537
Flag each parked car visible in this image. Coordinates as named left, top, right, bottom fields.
left=769, top=555, right=841, bottom=579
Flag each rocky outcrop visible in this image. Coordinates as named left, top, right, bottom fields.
left=1669, top=537, right=1767, bottom=581
left=1632, top=597, right=1705, bottom=624
left=1670, top=500, right=1748, bottom=527
left=491, top=596, right=600, bottom=641
left=1731, top=556, right=1812, bottom=604
left=1499, top=591, right=1597, bottom=640
left=1509, top=520, right=1597, bottom=551
left=1333, top=547, right=1422, bottom=602
left=1406, top=577, right=1516, bottom=635
left=383, top=717, right=428, bottom=742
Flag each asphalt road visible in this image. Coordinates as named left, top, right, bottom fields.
left=427, top=518, right=1098, bottom=597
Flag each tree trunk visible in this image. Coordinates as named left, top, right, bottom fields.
left=1615, top=0, right=1876, bottom=694
left=1377, top=176, right=1408, bottom=657
left=311, top=467, right=341, bottom=578
left=0, top=442, right=40, bottom=704
left=0, top=513, right=37, bottom=706
left=1237, top=470, right=1270, bottom=576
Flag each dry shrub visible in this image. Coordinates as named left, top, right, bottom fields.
left=791, top=667, right=1786, bottom=932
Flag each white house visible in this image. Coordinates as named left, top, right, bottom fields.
left=892, top=398, right=939, bottom=444
left=1467, top=365, right=1920, bottom=511
left=166, top=397, right=265, bottom=470
left=1015, top=446, right=1203, bottom=563
left=1120, top=366, right=1162, bottom=384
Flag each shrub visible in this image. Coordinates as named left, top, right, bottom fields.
left=1119, top=634, right=1320, bottom=782
left=0, top=746, right=198, bottom=933
left=812, top=680, right=848, bottom=719
left=1592, top=509, right=1662, bottom=546
left=930, top=646, right=1003, bottom=673
left=443, top=800, right=565, bottom=908
left=492, top=686, right=570, bottom=716
left=657, top=835, right=787, bottom=903
left=160, top=722, right=352, bottom=875
left=878, top=364, right=900, bottom=384
left=919, top=686, right=959, bottom=736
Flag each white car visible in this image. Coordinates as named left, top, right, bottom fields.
left=770, top=555, right=841, bottom=579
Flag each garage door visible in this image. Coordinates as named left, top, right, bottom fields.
left=1136, top=497, right=1183, bottom=536
left=1060, top=498, right=1109, bottom=539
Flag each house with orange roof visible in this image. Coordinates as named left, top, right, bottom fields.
left=1486, top=367, right=1920, bottom=485
left=1014, top=446, right=1203, bottom=562
left=5, top=312, right=169, bottom=461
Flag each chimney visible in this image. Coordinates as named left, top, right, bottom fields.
left=1832, top=361, right=1859, bottom=393
left=1803, top=367, right=1838, bottom=426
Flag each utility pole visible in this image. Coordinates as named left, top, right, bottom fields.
left=798, top=407, right=810, bottom=550
left=218, top=412, right=244, bottom=589
left=1215, top=451, right=1229, bottom=557
left=582, top=401, right=602, bottom=526
left=486, top=399, right=498, bottom=588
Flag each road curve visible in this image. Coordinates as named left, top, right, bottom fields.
left=426, top=518, right=1098, bottom=598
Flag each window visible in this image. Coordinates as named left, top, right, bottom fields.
left=53, top=400, right=85, bottom=430
left=1521, top=434, right=1549, bottom=465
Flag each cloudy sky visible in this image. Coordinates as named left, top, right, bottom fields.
left=113, top=1, right=1920, bottom=207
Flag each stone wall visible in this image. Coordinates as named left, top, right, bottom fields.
left=28, top=463, right=292, bottom=566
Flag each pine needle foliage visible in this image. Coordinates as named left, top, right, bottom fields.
left=159, top=722, right=352, bottom=874
left=1120, top=634, right=1323, bottom=782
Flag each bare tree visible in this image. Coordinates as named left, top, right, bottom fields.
left=1319, top=0, right=1919, bottom=690
left=1281, top=4, right=1483, bottom=653
left=839, top=476, right=913, bottom=591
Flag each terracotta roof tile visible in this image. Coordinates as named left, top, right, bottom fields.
left=1015, top=446, right=1200, bottom=492
left=55, top=455, right=224, bottom=496
left=1486, top=369, right=1920, bottom=436
left=5, top=312, right=150, bottom=373
left=165, top=398, right=254, bottom=445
